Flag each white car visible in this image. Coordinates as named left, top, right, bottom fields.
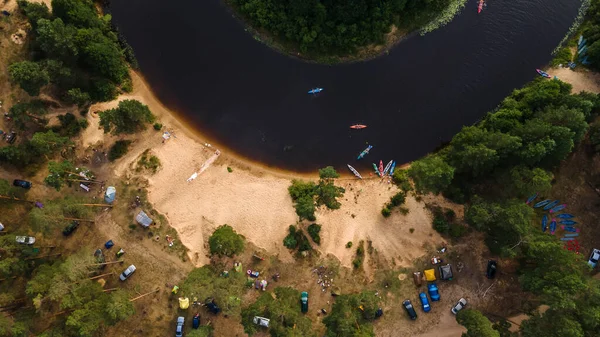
left=588, top=248, right=600, bottom=269
left=119, top=265, right=136, bottom=281
left=253, top=316, right=270, bottom=327
left=15, top=236, right=35, bottom=245
left=451, top=298, right=467, bottom=314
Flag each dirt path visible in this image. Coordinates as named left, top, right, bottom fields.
left=552, top=67, right=600, bottom=94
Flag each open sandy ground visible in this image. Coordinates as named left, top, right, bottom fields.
left=551, top=67, right=600, bottom=94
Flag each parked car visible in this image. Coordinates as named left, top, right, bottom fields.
left=119, top=265, right=136, bottom=281
left=486, top=260, right=498, bottom=279
left=6, top=131, right=16, bottom=144
left=427, top=283, right=440, bottom=301
left=192, top=313, right=200, bottom=329
left=175, top=316, right=184, bottom=337
left=451, top=298, right=467, bottom=315
left=588, top=249, right=600, bottom=269
left=419, top=293, right=431, bottom=313
left=253, top=316, right=270, bottom=328
left=402, top=300, right=418, bottom=320
left=63, top=221, right=80, bottom=236
left=15, top=236, right=35, bottom=245
left=375, top=308, right=383, bottom=319
left=301, top=291, right=308, bottom=313
left=205, top=298, right=221, bottom=314
left=13, top=179, right=31, bottom=189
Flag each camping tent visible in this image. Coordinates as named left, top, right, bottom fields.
left=439, top=264, right=453, bottom=280
left=136, top=211, right=153, bottom=228
left=104, top=186, right=116, bottom=203
left=413, top=272, right=423, bottom=286
left=179, top=297, right=189, bottom=309
left=424, top=269, right=436, bottom=281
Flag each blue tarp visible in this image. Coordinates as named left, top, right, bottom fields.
left=105, top=240, right=114, bottom=249
left=104, top=186, right=116, bottom=203
left=136, top=211, right=153, bottom=228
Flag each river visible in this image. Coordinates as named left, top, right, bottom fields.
left=110, top=0, right=580, bottom=173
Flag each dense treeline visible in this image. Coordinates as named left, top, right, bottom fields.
left=402, top=78, right=600, bottom=336
left=583, top=0, right=600, bottom=68
left=230, top=0, right=456, bottom=55
left=14, top=0, right=132, bottom=102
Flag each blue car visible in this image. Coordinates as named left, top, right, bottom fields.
left=428, top=283, right=440, bottom=301
left=419, top=292, right=431, bottom=312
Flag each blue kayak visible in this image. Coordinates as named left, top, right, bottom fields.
left=556, top=213, right=575, bottom=219
left=543, top=200, right=560, bottom=211
left=559, top=220, right=577, bottom=226
left=534, top=199, right=551, bottom=208
left=357, top=145, right=373, bottom=160
left=308, top=88, right=323, bottom=94
left=561, top=225, right=579, bottom=233
left=549, top=204, right=566, bottom=213
left=564, top=233, right=579, bottom=237
left=541, top=214, right=548, bottom=232
left=389, top=161, right=397, bottom=175
left=549, top=219, right=557, bottom=234
left=526, top=193, right=538, bottom=204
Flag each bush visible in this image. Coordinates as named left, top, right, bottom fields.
left=108, top=140, right=132, bottom=161
left=381, top=207, right=391, bottom=218
left=153, top=122, right=162, bottom=131
left=307, top=223, right=321, bottom=245
left=208, top=225, right=244, bottom=257
left=409, top=228, right=415, bottom=233
left=283, top=225, right=298, bottom=249
left=399, top=207, right=410, bottom=215
left=227, top=167, right=233, bottom=173
left=449, top=223, right=467, bottom=238
left=137, top=150, right=161, bottom=174
left=353, top=241, right=365, bottom=269
left=393, top=169, right=413, bottom=192
left=433, top=216, right=450, bottom=234
left=551, top=47, right=572, bottom=66
left=346, top=241, right=353, bottom=248
left=590, top=121, right=600, bottom=152
left=390, top=191, right=406, bottom=206
left=99, top=100, right=155, bottom=134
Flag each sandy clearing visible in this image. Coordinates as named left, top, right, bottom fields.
left=1, top=0, right=52, bottom=13
left=552, top=67, right=600, bottom=94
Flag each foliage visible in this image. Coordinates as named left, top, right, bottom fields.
left=66, top=88, right=91, bottom=107
left=288, top=167, right=344, bottom=221
left=456, top=309, right=500, bottom=337
left=318, top=166, right=340, bottom=179
left=181, top=265, right=246, bottom=317
left=108, top=140, right=132, bottom=161
left=346, top=241, right=353, bottom=248
left=187, top=327, right=214, bottom=337
left=392, top=169, right=412, bottom=192
left=53, top=113, right=89, bottom=137
left=9, top=100, right=48, bottom=130
left=241, top=287, right=314, bottom=336
left=137, top=150, right=161, bottom=173
left=282, top=225, right=312, bottom=253
left=409, top=155, right=454, bottom=194
left=590, top=120, right=600, bottom=152
left=420, top=0, right=467, bottom=34
left=208, top=225, right=244, bottom=257
left=551, top=47, right=573, bottom=67
left=99, top=100, right=155, bottom=134
left=44, top=160, right=75, bottom=190
left=283, top=225, right=299, bottom=249
left=307, top=223, right=321, bottom=245
left=231, top=0, right=459, bottom=57
left=352, top=240, right=365, bottom=269
left=322, top=291, right=380, bottom=336
left=153, top=122, right=162, bottom=130
left=381, top=207, right=391, bottom=218
left=8, top=61, right=49, bottom=96
left=28, top=196, right=93, bottom=234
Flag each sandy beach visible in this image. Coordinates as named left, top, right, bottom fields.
left=82, top=71, right=448, bottom=268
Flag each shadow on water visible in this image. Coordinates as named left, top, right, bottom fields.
left=109, top=0, right=579, bottom=173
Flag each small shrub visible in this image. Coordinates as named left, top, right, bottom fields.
left=399, top=207, right=409, bottom=215
left=346, top=241, right=353, bottom=248
left=409, top=228, right=415, bottom=233
left=444, top=209, right=456, bottom=221
left=390, top=191, right=406, bottom=206
left=227, top=167, right=233, bottom=173
left=297, top=231, right=312, bottom=252
left=307, top=223, right=321, bottom=245
left=153, top=122, right=163, bottom=131
left=108, top=140, right=132, bottom=161
left=449, top=223, right=467, bottom=238
left=137, top=150, right=161, bottom=173
left=433, top=216, right=450, bottom=234
left=128, top=224, right=137, bottom=230
left=381, top=207, right=391, bottom=218
left=208, top=224, right=244, bottom=257
left=283, top=225, right=298, bottom=249
left=353, top=241, right=365, bottom=269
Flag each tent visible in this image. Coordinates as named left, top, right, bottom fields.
left=179, top=297, right=189, bottom=309
left=439, top=264, right=453, bottom=280
left=136, top=211, right=153, bottom=228
left=424, top=269, right=436, bottom=282
left=105, top=186, right=116, bottom=203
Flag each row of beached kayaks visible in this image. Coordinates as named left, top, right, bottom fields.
left=347, top=159, right=396, bottom=179
left=527, top=193, right=580, bottom=238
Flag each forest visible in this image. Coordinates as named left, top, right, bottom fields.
left=229, top=0, right=457, bottom=55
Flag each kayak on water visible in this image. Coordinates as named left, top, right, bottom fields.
left=526, top=193, right=538, bottom=204
left=541, top=214, right=548, bottom=232
left=561, top=225, right=580, bottom=233
left=543, top=200, right=560, bottom=211
left=347, top=164, right=362, bottom=179
left=378, top=160, right=384, bottom=176
left=308, top=88, right=324, bottom=94
left=549, top=204, right=566, bottom=213
left=556, top=213, right=575, bottom=219
left=549, top=219, right=557, bottom=235
left=536, top=69, right=552, bottom=78
left=389, top=161, right=397, bottom=175
left=559, top=220, right=578, bottom=226
left=372, top=163, right=381, bottom=177
left=357, top=145, right=373, bottom=160
left=534, top=199, right=551, bottom=208
left=350, top=124, right=367, bottom=129
left=383, top=160, right=393, bottom=176
left=478, top=0, right=484, bottom=13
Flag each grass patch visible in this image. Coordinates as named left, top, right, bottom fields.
left=352, top=240, right=365, bottom=269
left=136, top=149, right=161, bottom=174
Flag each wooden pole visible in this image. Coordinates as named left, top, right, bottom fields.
left=129, top=288, right=160, bottom=302
left=103, top=288, right=118, bottom=293
left=65, top=179, right=103, bottom=184
left=46, top=216, right=95, bottom=223
left=76, top=203, right=113, bottom=207
left=89, top=260, right=123, bottom=267
left=0, top=276, right=17, bottom=282
left=25, top=253, right=61, bottom=260
left=0, top=195, right=34, bottom=203
left=89, top=272, right=114, bottom=280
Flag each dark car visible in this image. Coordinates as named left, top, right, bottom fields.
left=5, top=131, right=16, bottom=144
left=486, top=260, right=498, bottom=279
left=192, top=313, right=200, bottom=329
left=402, top=300, right=418, bottom=320
left=205, top=298, right=221, bottom=314
left=301, top=291, right=308, bottom=313
left=13, top=179, right=31, bottom=189
left=63, top=221, right=80, bottom=236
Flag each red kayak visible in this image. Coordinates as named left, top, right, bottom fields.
left=379, top=160, right=384, bottom=176
left=350, top=124, right=367, bottom=129
left=478, top=0, right=484, bottom=13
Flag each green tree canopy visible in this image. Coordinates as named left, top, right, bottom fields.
left=322, top=291, right=380, bottom=337
left=408, top=155, right=454, bottom=194
left=456, top=309, right=500, bottom=337
left=99, top=100, right=155, bottom=134
left=44, top=160, right=75, bottom=191
left=208, top=225, right=245, bottom=257
left=8, top=61, right=49, bottom=96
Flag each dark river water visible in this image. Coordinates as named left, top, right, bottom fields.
left=110, top=0, right=580, bottom=173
